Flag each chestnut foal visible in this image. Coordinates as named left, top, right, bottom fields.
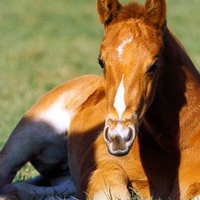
left=0, top=0, right=200, bottom=199
left=97, top=0, right=200, bottom=199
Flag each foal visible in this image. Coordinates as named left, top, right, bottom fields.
left=0, top=0, right=200, bottom=200
left=97, top=0, right=200, bottom=199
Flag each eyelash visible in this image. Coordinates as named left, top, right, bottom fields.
left=147, top=60, right=159, bottom=74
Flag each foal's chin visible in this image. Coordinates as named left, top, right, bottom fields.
left=106, top=141, right=134, bottom=156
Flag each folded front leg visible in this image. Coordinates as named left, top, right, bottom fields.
left=79, top=161, right=131, bottom=200
left=0, top=117, right=39, bottom=188
left=0, top=115, right=68, bottom=188
left=0, top=175, right=77, bottom=200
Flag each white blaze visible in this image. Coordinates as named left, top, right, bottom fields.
left=117, top=37, right=133, bottom=59
left=113, top=76, right=126, bottom=119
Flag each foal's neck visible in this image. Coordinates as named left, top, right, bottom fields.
left=145, top=28, right=200, bottom=147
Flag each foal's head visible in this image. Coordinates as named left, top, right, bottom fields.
left=97, top=0, right=166, bottom=155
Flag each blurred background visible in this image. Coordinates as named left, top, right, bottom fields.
left=0, top=0, right=200, bottom=180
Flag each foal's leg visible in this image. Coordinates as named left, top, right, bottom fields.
left=77, top=135, right=131, bottom=200
left=0, top=174, right=77, bottom=200
left=0, top=115, right=68, bottom=188
left=79, top=161, right=131, bottom=200
left=77, top=135, right=150, bottom=200
left=0, top=115, right=75, bottom=199
left=0, top=117, right=43, bottom=188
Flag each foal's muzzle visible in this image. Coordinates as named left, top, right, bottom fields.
left=104, top=122, right=136, bottom=156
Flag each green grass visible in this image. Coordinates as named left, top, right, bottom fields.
left=0, top=0, right=103, bottom=147
left=0, top=0, right=200, bottom=195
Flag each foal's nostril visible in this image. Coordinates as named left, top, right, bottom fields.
left=104, top=126, right=118, bottom=143
left=124, top=127, right=134, bottom=142
left=104, top=126, right=112, bottom=143
left=124, top=127, right=131, bottom=141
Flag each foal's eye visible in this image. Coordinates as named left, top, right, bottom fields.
left=98, top=57, right=105, bottom=69
left=147, top=61, right=158, bottom=75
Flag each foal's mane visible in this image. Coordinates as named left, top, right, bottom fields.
left=116, top=2, right=145, bottom=22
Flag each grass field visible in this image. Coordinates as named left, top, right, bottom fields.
left=0, top=0, right=200, bottom=194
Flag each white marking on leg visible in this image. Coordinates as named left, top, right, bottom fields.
left=113, top=76, right=126, bottom=119
left=117, top=37, right=133, bottom=59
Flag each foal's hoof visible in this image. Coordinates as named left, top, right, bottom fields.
left=0, top=195, right=17, bottom=200
left=192, top=195, right=200, bottom=200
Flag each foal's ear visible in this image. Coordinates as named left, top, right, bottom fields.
left=97, top=0, right=121, bottom=25
left=145, top=0, right=166, bottom=30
